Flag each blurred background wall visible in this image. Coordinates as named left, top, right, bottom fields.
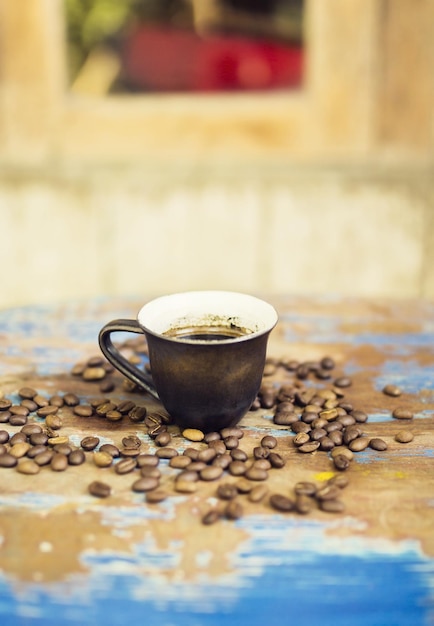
left=0, top=0, right=433, bottom=309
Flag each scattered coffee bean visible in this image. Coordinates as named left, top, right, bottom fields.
left=334, top=377, right=352, bottom=388
left=17, top=459, right=40, bottom=475
left=392, top=408, right=414, bottom=420
left=369, top=438, right=388, bottom=451
left=146, top=489, right=168, bottom=503
left=155, top=431, right=171, bottom=447
left=319, top=499, right=345, bottom=513
left=348, top=437, right=370, bottom=452
left=228, top=461, right=247, bottom=476
left=225, top=500, right=243, bottom=520
left=50, top=453, right=68, bottom=472
left=295, top=494, right=314, bottom=514
left=383, top=384, right=402, bottom=397
left=131, top=476, right=159, bottom=492
left=230, top=448, right=248, bottom=462
left=136, top=454, right=159, bottom=467
left=18, top=387, right=37, bottom=400
left=268, top=452, right=285, bottom=468
left=182, top=428, right=204, bottom=442
left=93, top=451, right=113, bottom=468
left=0, top=453, right=18, bottom=468
left=273, top=411, right=299, bottom=426
left=200, top=466, right=224, bottom=481
left=81, top=436, right=100, bottom=451
left=0, top=430, right=10, bottom=444
left=217, top=483, right=238, bottom=500
left=33, top=395, right=49, bottom=408
left=395, top=430, right=414, bottom=443
left=248, top=484, right=269, bottom=502
left=294, top=481, right=317, bottom=496
left=297, top=442, right=320, bottom=454
left=36, top=405, right=59, bottom=418
left=245, top=467, right=268, bottom=481
left=122, top=435, right=142, bottom=449
left=128, top=406, right=147, bottom=422
left=202, top=509, right=220, bottom=525
left=63, top=393, right=80, bottom=406
left=223, top=436, right=239, bottom=450
left=74, top=405, right=94, bottom=417
left=333, top=454, right=351, bottom=471
left=10, top=442, right=31, bottom=458
left=20, top=399, right=38, bottom=412
left=115, top=457, right=137, bottom=474
left=169, top=455, right=192, bottom=469
left=99, top=443, right=120, bottom=457
left=220, top=427, right=244, bottom=440
left=88, top=480, right=111, bottom=498
left=45, top=414, right=63, bottom=430
left=34, top=450, right=54, bottom=466
left=269, top=494, right=295, bottom=512
left=68, top=449, right=86, bottom=465
left=155, top=447, right=178, bottom=459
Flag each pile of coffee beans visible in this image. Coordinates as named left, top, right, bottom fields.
left=0, top=344, right=417, bottom=527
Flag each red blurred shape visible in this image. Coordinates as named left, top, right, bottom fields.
left=122, top=25, right=303, bottom=92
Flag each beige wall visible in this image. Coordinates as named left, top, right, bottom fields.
left=0, top=0, right=433, bottom=309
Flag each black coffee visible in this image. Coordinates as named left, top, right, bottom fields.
left=163, top=324, right=250, bottom=342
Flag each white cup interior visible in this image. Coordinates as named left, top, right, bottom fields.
left=138, top=291, right=278, bottom=340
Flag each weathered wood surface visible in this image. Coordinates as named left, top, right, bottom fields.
left=0, top=296, right=433, bottom=626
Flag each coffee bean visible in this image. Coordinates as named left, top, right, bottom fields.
left=291, top=422, right=311, bottom=435
left=68, top=449, right=86, bottom=465
left=74, top=405, right=94, bottom=417
left=10, top=405, right=30, bottom=417
left=49, top=395, right=64, bottom=408
left=20, top=399, right=38, bottom=412
left=34, top=450, right=54, bottom=466
left=343, top=425, right=362, bottom=445
left=17, top=459, right=40, bottom=474
left=217, top=483, right=238, bottom=500
left=99, top=443, right=120, bottom=457
left=319, top=499, right=345, bottom=513
left=175, top=480, right=198, bottom=493
left=36, top=405, right=59, bottom=418
left=50, top=453, right=68, bottom=471
left=116, top=400, right=136, bottom=415
left=228, top=461, right=247, bottom=476
left=155, top=431, right=171, bottom=447
left=297, top=442, right=320, bottom=454
left=196, top=447, right=216, bottom=464
left=383, top=384, right=402, bottom=397
left=392, top=408, right=414, bottom=420
left=132, top=476, right=159, bottom=492
left=128, top=406, right=147, bottom=422
left=81, top=436, right=100, bottom=451
left=140, top=467, right=161, bottom=479
left=9, top=414, right=28, bottom=426
left=208, top=440, right=227, bottom=455
left=293, top=432, right=310, bottom=446
left=212, top=454, right=232, bottom=469
left=115, top=457, right=137, bottom=474
left=328, top=474, right=350, bottom=489
left=45, top=414, right=63, bottom=430
left=225, top=500, right=243, bottom=520
left=248, top=484, right=269, bottom=502
left=204, top=431, right=221, bottom=443
left=223, top=436, right=239, bottom=450
left=319, top=408, right=339, bottom=421
left=10, top=442, right=31, bottom=458
left=146, top=489, right=168, bottom=504
left=155, top=447, right=178, bottom=459
left=273, top=411, right=299, bottom=426
left=0, top=411, right=11, bottom=423
left=270, top=494, right=295, bottom=512
left=295, top=494, right=314, bottom=514
left=182, top=428, right=204, bottom=442
left=95, top=401, right=117, bottom=417
left=369, top=438, right=388, bottom=451
left=220, top=427, right=244, bottom=440
left=10, top=432, right=27, bottom=445
left=333, top=454, right=351, bottom=471
left=328, top=430, right=343, bottom=446
left=53, top=443, right=72, bottom=456
left=136, top=454, right=159, bottom=467
left=88, top=480, right=111, bottom=498
left=202, top=509, right=220, bottom=525
left=169, top=455, right=192, bottom=469
left=295, top=481, right=317, bottom=496
left=245, top=467, right=268, bottom=481
left=18, top=387, right=37, bottom=400
left=105, top=410, right=123, bottom=422
left=0, top=430, right=10, bottom=444
left=0, top=453, right=18, bottom=468
left=93, top=451, right=113, bottom=468
left=47, top=436, right=69, bottom=446
left=230, top=448, right=248, bottom=462
left=122, top=435, right=142, bottom=449
left=268, top=452, right=286, bottom=469
left=348, top=437, right=370, bottom=452
left=253, top=446, right=269, bottom=459
left=320, top=356, right=335, bottom=370
left=200, top=466, right=224, bottom=481
left=99, top=379, right=115, bottom=393
left=63, top=393, right=80, bottom=406
left=83, top=367, right=106, bottom=381
left=21, top=423, right=42, bottom=436
left=351, top=410, right=368, bottom=423
left=33, top=395, right=49, bottom=408
left=260, top=435, right=277, bottom=449
left=310, top=427, right=327, bottom=441
left=395, top=430, right=414, bottom=443
left=315, top=484, right=341, bottom=501
left=331, top=446, right=354, bottom=461
left=334, top=377, right=352, bottom=388
left=235, top=478, right=253, bottom=494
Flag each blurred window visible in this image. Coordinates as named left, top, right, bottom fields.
left=65, top=0, right=304, bottom=96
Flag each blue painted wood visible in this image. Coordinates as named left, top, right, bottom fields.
left=0, top=296, right=433, bottom=626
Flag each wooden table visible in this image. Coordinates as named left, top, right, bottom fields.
left=0, top=296, right=433, bottom=626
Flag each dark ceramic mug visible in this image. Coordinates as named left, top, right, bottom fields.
left=98, top=291, right=278, bottom=432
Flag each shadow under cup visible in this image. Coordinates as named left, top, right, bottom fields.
left=98, top=291, right=278, bottom=432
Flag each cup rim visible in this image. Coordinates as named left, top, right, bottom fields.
left=137, top=290, right=278, bottom=344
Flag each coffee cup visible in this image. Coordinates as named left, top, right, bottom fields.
left=98, top=291, right=278, bottom=432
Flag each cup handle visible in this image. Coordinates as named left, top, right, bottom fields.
left=98, top=319, right=159, bottom=399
